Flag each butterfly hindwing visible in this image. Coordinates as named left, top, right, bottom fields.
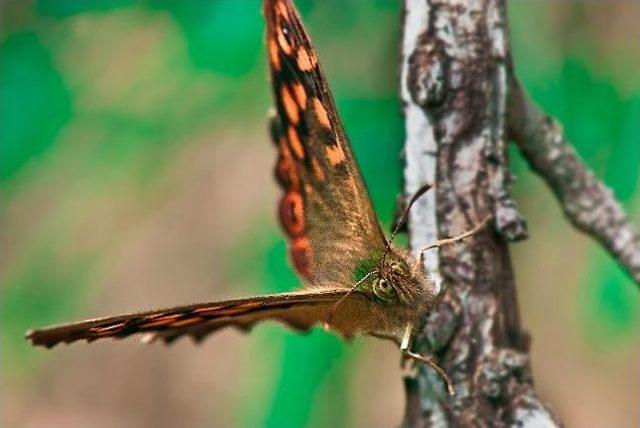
left=265, top=0, right=386, bottom=284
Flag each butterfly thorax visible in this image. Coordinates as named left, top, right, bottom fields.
left=360, top=246, right=434, bottom=299
left=324, top=245, right=437, bottom=343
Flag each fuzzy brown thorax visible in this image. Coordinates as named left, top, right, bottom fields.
left=352, top=246, right=437, bottom=327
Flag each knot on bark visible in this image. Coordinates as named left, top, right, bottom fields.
left=475, top=348, right=531, bottom=400
left=495, top=199, right=529, bottom=241
left=407, top=34, right=447, bottom=110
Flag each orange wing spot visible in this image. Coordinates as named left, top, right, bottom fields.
left=291, top=82, right=307, bottom=108
left=193, top=306, right=222, bottom=315
left=268, top=38, right=281, bottom=70
left=142, top=314, right=182, bottom=328
left=325, top=144, right=346, bottom=167
left=280, top=85, right=300, bottom=124
left=296, top=49, right=317, bottom=71
left=235, top=301, right=262, bottom=309
left=170, top=317, right=204, bottom=328
left=287, top=125, right=305, bottom=160
left=216, top=307, right=251, bottom=317
left=311, top=157, right=325, bottom=181
left=291, top=237, right=312, bottom=278
left=277, top=26, right=293, bottom=55
left=312, top=97, right=331, bottom=128
left=276, top=140, right=300, bottom=188
left=279, top=191, right=305, bottom=237
left=275, top=1, right=289, bottom=20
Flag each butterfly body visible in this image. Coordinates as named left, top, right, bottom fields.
left=26, top=0, right=454, bottom=394
left=335, top=244, right=436, bottom=335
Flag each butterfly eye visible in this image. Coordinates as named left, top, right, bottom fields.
left=374, top=278, right=396, bottom=301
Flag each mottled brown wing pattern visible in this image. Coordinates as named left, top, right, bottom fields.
left=264, top=0, right=386, bottom=284
left=26, top=289, right=353, bottom=348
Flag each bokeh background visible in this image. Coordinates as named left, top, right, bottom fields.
left=2, top=1, right=638, bottom=427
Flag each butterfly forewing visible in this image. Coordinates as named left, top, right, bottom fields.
left=264, top=0, right=386, bottom=285
left=27, top=289, right=359, bottom=348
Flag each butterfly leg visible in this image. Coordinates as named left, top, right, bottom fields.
left=400, top=324, right=456, bottom=397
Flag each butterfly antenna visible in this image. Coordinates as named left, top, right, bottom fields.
left=418, top=214, right=492, bottom=261
left=327, top=270, right=376, bottom=326
left=382, top=183, right=433, bottom=265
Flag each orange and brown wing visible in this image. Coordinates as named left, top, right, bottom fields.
left=265, top=0, right=386, bottom=284
left=26, top=289, right=356, bottom=348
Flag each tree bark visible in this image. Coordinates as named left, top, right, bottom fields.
left=400, top=0, right=639, bottom=425
left=400, top=0, right=560, bottom=426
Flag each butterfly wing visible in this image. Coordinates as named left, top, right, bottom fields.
left=26, top=288, right=375, bottom=348
left=265, top=0, right=387, bottom=284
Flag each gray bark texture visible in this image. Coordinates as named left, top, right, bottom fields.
left=399, top=0, right=638, bottom=426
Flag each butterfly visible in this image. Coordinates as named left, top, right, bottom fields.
left=25, top=0, right=489, bottom=397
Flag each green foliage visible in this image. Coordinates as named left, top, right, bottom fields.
left=581, top=248, right=639, bottom=347
left=340, top=98, right=404, bottom=226
left=0, top=32, right=72, bottom=180
left=151, top=0, right=263, bottom=75
left=1, top=246, right=94, bottom=374
left=37, top=0, right=136, bottom=18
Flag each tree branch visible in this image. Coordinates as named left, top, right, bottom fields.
left=507, top=79, right=640, bottom=286
left=400, top=0, right=561, bottom=426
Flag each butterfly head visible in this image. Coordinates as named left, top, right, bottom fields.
left=368, top=183, right=436, bottom=307
left=366, top=248, right=436, bottom=310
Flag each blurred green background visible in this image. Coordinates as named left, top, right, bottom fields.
left=1, top=1, right=638, bottom=427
